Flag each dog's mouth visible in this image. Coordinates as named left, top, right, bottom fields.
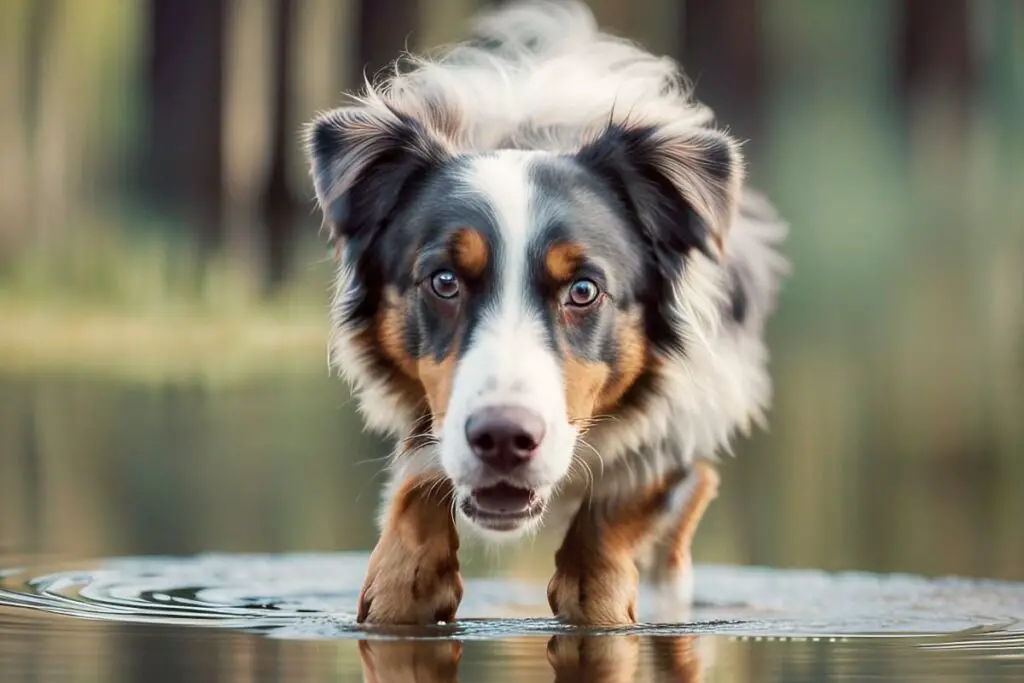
left=460, top=483, right=546, bottom=532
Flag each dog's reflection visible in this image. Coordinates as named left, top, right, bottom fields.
left=358, top=634, right=707, bottom=683
left=547, top=635, right=642, bottom=683
left=548, top=635, right=706, bottom=683
left=359, top=640, right=462, bottom=683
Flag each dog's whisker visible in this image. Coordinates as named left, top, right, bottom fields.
left=303, top=0, right=786, bottom=625
left=571, top=454, right=596, bottom=509
left=575, top=436, right=606, bottom=481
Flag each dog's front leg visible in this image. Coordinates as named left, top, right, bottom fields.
left=547, top=463, right=719, bottom=626
left=546, top=479, right=668, bottom=625
left=357, top=473, right=463, bottom=625
left=644, top=462, right=719, bottom=622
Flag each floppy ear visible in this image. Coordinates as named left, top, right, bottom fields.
left=575, top=123, right=743, bottom=276
left=305, top=105, right=452, bottom=253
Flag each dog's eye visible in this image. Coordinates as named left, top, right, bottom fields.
left=430, top=270, right=461, bottom=299
left=566, top=279, right=601, bottom=307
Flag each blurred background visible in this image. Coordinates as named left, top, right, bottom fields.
left=0, top=0, right=1022, bottom=588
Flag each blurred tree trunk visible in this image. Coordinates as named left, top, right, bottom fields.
left=23, top=0, right=54, bottom=137
left=897, top=0, right=976, bottom=131
left=356, top=0, right=421, bottom=84
left=3, top=0, right=55, bottom=259
left=145, top=0, right=227, bottom=255
left=680, top=0, right=765, bottom=160
left=896, top=0, right=977, bottom=231
left=261, top=0, right=298, bottom=293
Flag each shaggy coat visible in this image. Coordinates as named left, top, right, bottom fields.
left=305, top=0, right=787, bottom=625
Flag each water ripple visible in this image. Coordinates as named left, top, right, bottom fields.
left=1, top=553, right=1022, bottom=642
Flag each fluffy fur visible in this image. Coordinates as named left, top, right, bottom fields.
left=304, top=0, right=788, bottom=625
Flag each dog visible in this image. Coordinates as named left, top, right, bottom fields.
left=304, top=0, right=787, bottom=626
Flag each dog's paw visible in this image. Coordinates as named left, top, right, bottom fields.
left=357, top=533, right=463, bottom=625
left=547, top=555, right=639, bottom=625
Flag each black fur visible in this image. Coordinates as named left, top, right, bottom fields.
left=526, top=158, right=647, bottom=366
left=309, top=111, right=451, bottom=327
left=572, top=125, right=739, bottom=354
left=727, top=265, right=749, bottom=325
left=573, top=125, right=733, bottom=274
left=310, top=118, right=736, bottom=393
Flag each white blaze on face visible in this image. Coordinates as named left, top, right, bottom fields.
left=439, top=152, right=577, bottom=500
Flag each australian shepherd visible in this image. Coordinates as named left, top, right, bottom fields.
left=305, top=0, right=788, bottom=625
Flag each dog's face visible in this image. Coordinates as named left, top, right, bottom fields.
left=365, top=152, right=654, bottom=535
left=307, top=109, right=741, bottom=537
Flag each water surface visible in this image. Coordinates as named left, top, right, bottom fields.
left=2, top=371, right=1021, bottom=682
left=1, top=553, right=1022, bottom=682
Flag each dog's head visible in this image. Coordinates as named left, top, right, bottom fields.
left=306, top=105, right=742, bottom=537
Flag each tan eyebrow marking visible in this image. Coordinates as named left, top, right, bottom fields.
left=544, top=241, right=585, bottom=282
left=451, top=228, right=488, bottom=278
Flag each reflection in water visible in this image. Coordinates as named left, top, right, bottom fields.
left=1, top=552, right=1023, bottom=683
left=358, top=636, right=707, bottom=683
left=0, top=2, right=1020, bottom=682
left=546, top=635, right=703, bottom=683
left=5, top=612, right=1020, bottom=683
left=0, top=373, right=1021, bottom=583
left=1, top=552, right=1020, bottom=682
left=360, top=640, right=463, bottom=683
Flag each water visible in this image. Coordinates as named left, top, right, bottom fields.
left=1, top=368, right=1022, bottom=682
left=1, top=0, right=1021, bottom=677
left=4, top=554, right=1024, bottom=638
left=1, top=554, right=1022, bottom=682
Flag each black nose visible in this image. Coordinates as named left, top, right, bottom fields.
left=465, top=406, right=546, bottom=472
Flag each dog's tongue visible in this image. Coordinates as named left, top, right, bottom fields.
left=472, top=483, right=533, bottom=513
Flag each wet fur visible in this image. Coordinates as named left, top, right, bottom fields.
left=304, top=0, right=788, bottom=625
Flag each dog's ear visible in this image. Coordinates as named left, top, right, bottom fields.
left=305, top=105, right=452, bottom=254
left=575, top=123, right=743, bottom=276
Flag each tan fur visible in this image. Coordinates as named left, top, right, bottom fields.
left=310, top=1, right=788, bottom=628
left=348, top=314, right=424, bottom=434
left=357, top=475, right=463, bottom=624
left=315, top=0, right=788, bottom=457
left=547, top=464, right=718, bottom=625
left=374, top=285, right=462, bottom=427
left=418, top=352, right=458, bottom=428
left=452, top=228, right=489, bottom=278
left=562, top=357, right=611, bottom=423
left=562, top=310, right=648, bottom=424
left=544, top=241, right=585, bottom=282
left=665, top=461, right=720, bottom=571
left=546, top=479, right=667, bottom=625
left=598, top=312, right=649, bottom=413
left=375, top=294, right=418, bottom=380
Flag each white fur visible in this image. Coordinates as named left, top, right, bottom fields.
left=439, top=154, right=579, bottom=536
left=349, top=0, right=714, bottom=154
left=328, top=265, right=419, bottom=439
left=315, top=1, right=788, bottom=536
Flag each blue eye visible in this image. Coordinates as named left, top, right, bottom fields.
left=430, top=270, right=460, bottom=299
left=566, top=279, right=600, bottom=307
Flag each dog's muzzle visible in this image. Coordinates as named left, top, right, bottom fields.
left=459, top=405, right=549, bottom=531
